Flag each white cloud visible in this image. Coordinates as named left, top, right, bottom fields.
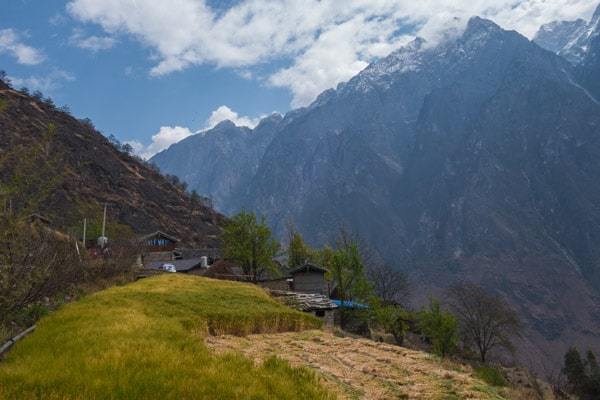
left=0, top=29, right=45, bottom=65
left=9, top=69, right=75, bottom=92
left=204, top=105, right=262, bottom=130
left=69, top=29, right=117, bottom=52
left=129, top=126, right=193, bottom=159
left=66, top=0, right=599, bottom=106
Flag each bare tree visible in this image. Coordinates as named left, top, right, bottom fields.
left=0, top=219, right=83, bottom=323
left=367, top=262, right=410, bottom=306
left=448, top=283, right=521, bottom=363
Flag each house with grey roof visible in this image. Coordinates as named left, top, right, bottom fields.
left=288, top=262, right=330, bottom=295
left=269, top=290, right=338, bottom=328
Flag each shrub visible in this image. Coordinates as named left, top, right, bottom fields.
left=418, top=298, right=459, bottom=357
left=475, top=366, right=507, bottom=387
left=372, top=302, right=410, bottom=345
left=32, top=90, right=43, bottom=101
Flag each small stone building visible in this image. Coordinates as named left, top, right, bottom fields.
left=270, top=290, right=338, bottom=328
left=289, top=263, right=329, bottom=295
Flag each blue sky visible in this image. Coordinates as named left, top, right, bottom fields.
left=1, top=0, right=291, bottom=157
left=2, top=0, right=598, bottom=158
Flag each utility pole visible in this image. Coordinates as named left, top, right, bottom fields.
left=102, top=204, right=107, bottom=238
left=82, top=218, right=87, bottom=247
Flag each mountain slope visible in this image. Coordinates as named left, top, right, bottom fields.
left=152, top=18, right=600, bottom=369
left=0, top=81, right=223, bottom=246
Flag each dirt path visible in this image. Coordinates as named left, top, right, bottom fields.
left=206, top=330, right=509, bottom=399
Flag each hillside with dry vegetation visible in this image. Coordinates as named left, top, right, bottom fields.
left=0, top=79, right=223, bottom=247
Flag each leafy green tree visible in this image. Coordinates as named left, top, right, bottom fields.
left=287, top=226, right=315, bottom=268
left=321, top=230, right=371, bottom=327
left=222, top=211, right=280, bottom=281
left=418, top=299, right=459, bottom=358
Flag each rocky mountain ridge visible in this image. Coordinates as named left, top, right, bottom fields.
left=152, top=16, right=600, bottom=370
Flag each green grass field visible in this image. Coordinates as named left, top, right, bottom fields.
left=0, top=274, right=331, bottom=399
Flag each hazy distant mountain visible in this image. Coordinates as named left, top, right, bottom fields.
left=153, top=16, right=600, bottom=369
left=534, top=4, right=600, bottom=64
left=151, top=114, right=282, bottom=214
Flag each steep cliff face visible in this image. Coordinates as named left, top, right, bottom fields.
left=0, top=81, right=223, bottom=247
left=152, top=17, right=600, bottom=368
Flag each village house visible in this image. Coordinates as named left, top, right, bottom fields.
left=137, top=231, right=221, bottom=278
left=288, top=262, right=330, bottom=295
left=203, top=260, right=248, bottom=281
left=140, top=231, right=179, bottom=252
left=144, top=257, right=209, bottom=274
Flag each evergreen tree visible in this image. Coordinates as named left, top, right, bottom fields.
left=563, top=347, right=587, bottom=396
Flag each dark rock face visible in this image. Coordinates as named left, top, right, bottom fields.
left=0, top=82, right=223, bottom=247
left=153, top=17, right=600, bottom=369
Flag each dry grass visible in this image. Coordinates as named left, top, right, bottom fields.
left=207, top=330, right=516, bottom=400
left=0, top=274, right=330, bottom=399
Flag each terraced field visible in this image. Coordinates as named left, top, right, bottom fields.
left=0, top=275, right=329, bottom=399
left=0, top=274, right=550, bottom=399
left=207, top=330, right=531, bottom=400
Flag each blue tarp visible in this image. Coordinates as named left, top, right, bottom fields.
left=331, top=300, right=368, bottom=309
